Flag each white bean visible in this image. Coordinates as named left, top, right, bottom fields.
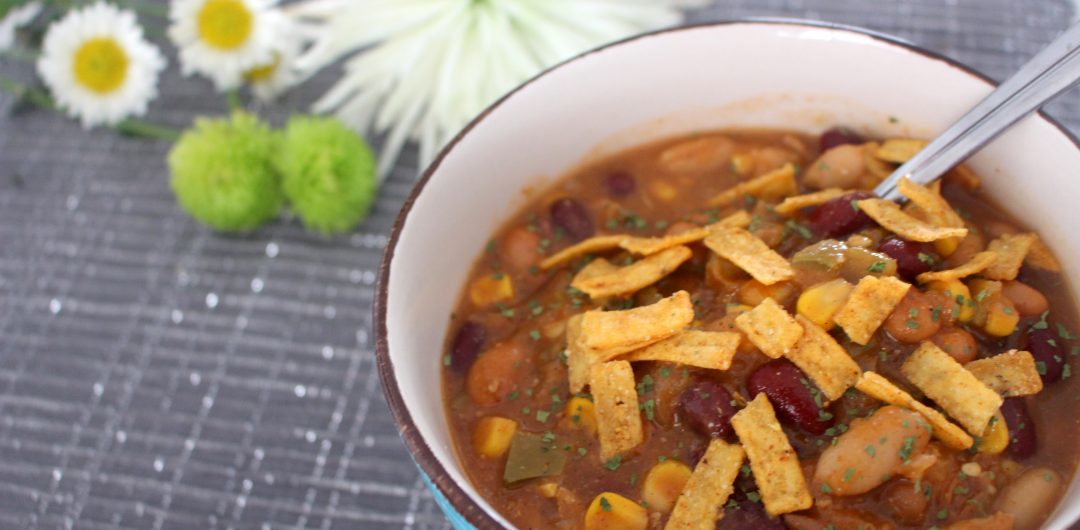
left=994, top=467, right=1062, bottom=530
left=813, top=406, right=931, bottom=495
left=804, top=144, right=867, bottom=189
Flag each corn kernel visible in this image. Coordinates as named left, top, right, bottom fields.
left=641, top=460, right=692, bottom=513
left=565, top=397, right=598, bottom=436
left=651, top=181, right=679, bottom=201
left=983, top=299, right=1020, bottom=337
left=730, top=153, right=754, bottom=176
left=928, top=280, right=974, bottom=323
left=469, top=274, right=514, bottom=307
left=472, top=416, right=518, bottom=458
left=796, top=278, right=854, bottom=330
left=979, top=413, right=1009, bottom=454
left=934, top=236, right=960, bottom=257
left=584, top=492, right=648, bottom=530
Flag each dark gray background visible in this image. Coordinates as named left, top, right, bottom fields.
left=1, top=1, right=1078, bottom=528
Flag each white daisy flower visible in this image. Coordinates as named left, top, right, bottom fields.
left=290, top=0, right=685, bottom=177
left=244, top=17, right=304, bottom=102
left=0, top=1, right=43, bottom=51
left=169, top=0, right=284, bottom=90
left=36, top=2, right=166, bottom=129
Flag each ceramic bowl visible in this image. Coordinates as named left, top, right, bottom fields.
left=375, top=20, right=1080, bottom=530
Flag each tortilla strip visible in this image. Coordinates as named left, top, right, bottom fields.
left=898, top=177, right=965, bottom=229
left=731, top=394, right=813, bottom=516
left=573, top=257, right=618, bottom=283
left=875, top=139, right=928, bottom=163
left=565, top=314, right=601, bottom=393
left=833, top=276, right=911, bottom=345
left=540, top=235, right=628, bottom=270
left=855, top=372, right=974, bottom=450
left=572, top=246, right=692, bottom=299
left=856, top=199, right=969, bottom=242
left=787, top=316, right=862, bottom=401
left=916, top=251, right=998, bottom=284
left=704, top=226, right=794, bottom=285
left=984, top=233, right=1037, bottom=281
left=619, top=211, right=753, bottom=256
left=965, top=350, right=1044, bottom=398
left=1026, top=235, right=1061, bottom=272
left=580, top=290, right=694, bottom=355
left=707, top=163, right=798, bottom=207
left=665, top=439, right=745, bottom=530
left=590, top=361, right=644, bottom=460
left=901, top=342, right=1003, bottom=436
left=621, top=228, right=709, bottom=256
left=773, top=188, right=852, bottom=216
left=735, top=298, right=803, bottom=359
left=620, top=330, right=740, bottom=371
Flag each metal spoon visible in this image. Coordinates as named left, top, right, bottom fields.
left=874, top=21, right=1080, bottom=201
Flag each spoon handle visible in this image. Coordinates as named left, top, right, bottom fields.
left=875, top=22, right=1080, bottom=201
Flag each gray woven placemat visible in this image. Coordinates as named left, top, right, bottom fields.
left=1, top=1, right=1078, bottom=528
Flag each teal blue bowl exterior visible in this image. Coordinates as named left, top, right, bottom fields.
left=421, top=471, right=476, bottom=529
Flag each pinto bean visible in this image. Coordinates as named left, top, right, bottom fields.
left=813, top=406, right=931, bottom=495
left=932, top=328, right=978, bottom=364
left=1001, top=281, right=1049, bottom=317
left=994, top=467, right=1062, bottom=530
left=501, top=227, right=541, bottom=272
left=883, top=290, right=943, bottom=343
left=466, top=340, right=529, bottom=406
left=944, top=230, right=985, bottom=268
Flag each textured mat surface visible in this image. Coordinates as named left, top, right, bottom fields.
left=1, top=1, right=1078, bottom=528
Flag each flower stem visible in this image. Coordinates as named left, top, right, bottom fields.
left=0, top=47, right=40, bottom=62
left=116, top=119, right=180, bottom=141
left=226, top=90, right=242, bottom=112
left=0, top=75, right=179, bottom=141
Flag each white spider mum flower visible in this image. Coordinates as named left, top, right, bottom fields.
left=0, top=1, right=43, bottom=51
left=244, top=17, right=303, bottom=102
left=36, top=2, right=166, bottom=129
left=289, top=0, right=684, bottom=176
left=168, top=0, right=284, bottom=90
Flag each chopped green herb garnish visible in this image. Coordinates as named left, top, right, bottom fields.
left=599, top=496, right=612, bottom=512
left=536, top=410, right=550, bottom=422
left=604, top=456, right=622, bottom=471
left=867, top=261, right=887, bottom=273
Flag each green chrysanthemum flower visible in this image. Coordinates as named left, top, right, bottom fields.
left=168, top=111, right=282, bottom=231
left=277, top=115, right=377, bottom=234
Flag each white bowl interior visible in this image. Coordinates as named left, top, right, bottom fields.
left=385, top=22, right=1080, bottom=528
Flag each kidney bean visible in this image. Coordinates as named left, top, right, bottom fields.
left=449, top=321, right=486, bottom=372
left=878, top=238, right=936, bottom=281
left=747, top=359, right=833, bottom=435
left=676, top=380, right=737, bottom=439
left=809, top=191, right=876, bottom=238
left=601, top=171, right=636, bottom=197
left=1001, top=397, right=1036, bottom=459
left=548, top=198, right=594, bottom=242
left=819, top=126, right=865, bottom=151
left=1026, top=328, right=1065, bottom=383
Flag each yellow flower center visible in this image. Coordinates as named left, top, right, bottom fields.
left=244, top=53, right=280, bottom=83
left=197, top=0, right=254, bottom=50
left=72, top=38, right=129, bottom=94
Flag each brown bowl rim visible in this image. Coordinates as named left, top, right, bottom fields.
left=373, top=17, right=1080, bottom=530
